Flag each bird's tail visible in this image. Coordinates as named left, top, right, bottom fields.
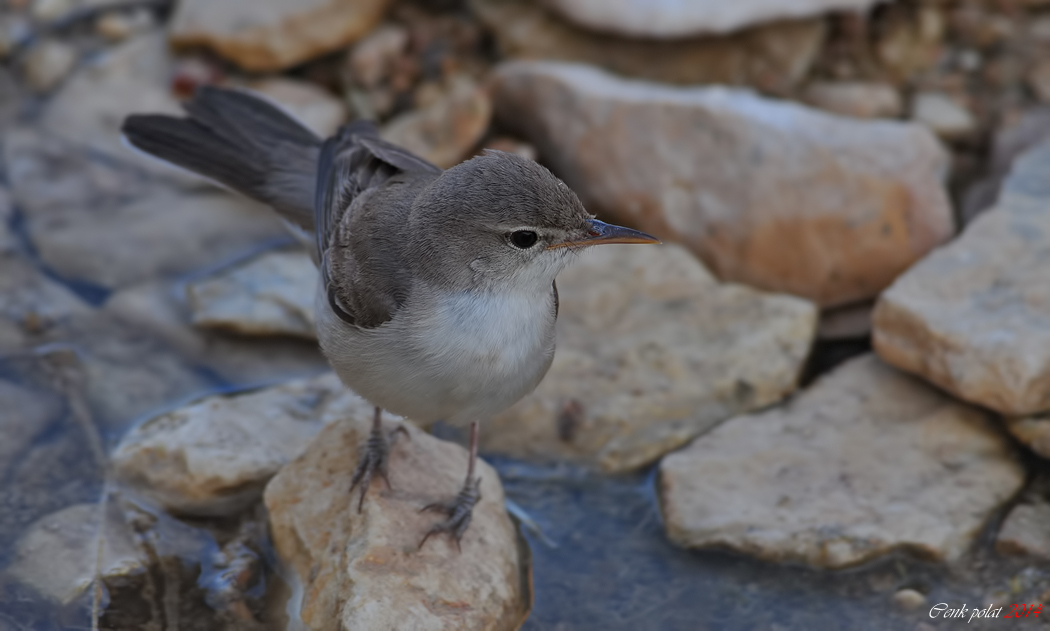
left=122, top=86, right=322, bottom=231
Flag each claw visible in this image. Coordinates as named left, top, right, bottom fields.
left=417, top=476, right=481, bottom=551
left=349, top=408, right=403, bottom=513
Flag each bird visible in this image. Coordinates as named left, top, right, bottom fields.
left=122, top=86, right=659, bottom=548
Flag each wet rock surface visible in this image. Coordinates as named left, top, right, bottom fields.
left=169, top=0, right=391, bottom=72
left=659, top=355, right=1025, bottom=569
left=113, top=372, right=370, bottom=516
left=265, top=418, right=529, bottom=631
left=187, top=248, right=318, bottom=339
left=493, top=61, right=954, bottom=308
left=483, top=243, right=817, bottom=472
left=874, top=139, right=1050, bottom=417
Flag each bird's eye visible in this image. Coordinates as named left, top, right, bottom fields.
left=509, top=230, right=539, bottom=249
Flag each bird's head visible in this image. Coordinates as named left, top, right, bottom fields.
left=407, top=151, right=658, bottom=292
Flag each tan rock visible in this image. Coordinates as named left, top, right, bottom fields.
left=94, top=8, right=153, bottom=42
left=347, top=23, right=409, bottom=89
left=1027, top=59, right=1050, bottom=105
left=472, top=0, right=825, bottom=93
left=997, top=502, right=1050, bottom=560
left=22, top=40, right=76, bottom=93
left=1003, top=414, right=1050, bottom=460
left=482, top=243, right=817, bottom=472
left=545, top=0, right=882, bottom=38
left=244, top=78, right=348, bottom=138
left=660, top=355, right=1024, bottom=569
left=873, top=139, right=1050, bottom=417
left=801, top=81, right=903, bottom=119
left=893, top=588, right=927, bottom=611
left=188, top=247, right=317, bottom=339
left=169, top=0, right=391, bottom=72
left=113, top=372, right=368, bottom=515
left=382, top=75, right=491, bottom=169
left=492, top=61, right=954, bottom=307
left=265, top=418, right=529, bottom=631
left=910, top=91, right=977, bottom=140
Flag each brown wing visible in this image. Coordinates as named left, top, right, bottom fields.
left=315, top=122, right=441, bottom=329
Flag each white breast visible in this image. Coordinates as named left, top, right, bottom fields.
left=316, top=283, right=557, bottom=426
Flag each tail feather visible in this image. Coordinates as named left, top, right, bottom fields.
left=122, top=86, right=322, bottom=230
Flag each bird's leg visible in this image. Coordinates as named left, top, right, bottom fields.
left=349, top=407, right=408, bottom=513
left=418, top=421, right=481, bottom=551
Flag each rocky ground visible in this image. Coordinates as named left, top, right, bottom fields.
left=2, top=0, right=1050, bottom=629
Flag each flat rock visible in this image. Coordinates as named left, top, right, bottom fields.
left=472, top=0, right=825, bottom=93
left=482, top=243, right=817, bottom=472
left=244, top=78, right=348, bottom=138
left=873, top=139, right=1050, bottom=416
left=0, top=252, right=93, bottom=351
left=113, top=372, right=367, bottom=515
left=545, top=0, right=883, bottom=38
left=169, top=0, right=391, bottom=72
left=382, top=75, right=491, bottom=169
left=5, top=129, right=287, bottom=290
left=492, top=61, right=954, bottom=307
left=1003, top=414, right=1050, bottom=459
left=187, top=248, right=317, bottom=339
left=910, top=91, right=977, bottom=140
left=659, top=354, right=1025, bottom=569
left=800, top=81, right=903, bottom=119
left=997, top=501, right=1050, bottom=560
left=265, top=418, right=529, bottom=631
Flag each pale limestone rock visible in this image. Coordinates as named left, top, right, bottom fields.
left=473, top=0, right=825, bottom=93
left=113, top=372, right=367, bottom=515
left=169, top=0, right=391, bottom=72
left=893, top=588, right=927, bottom=611
left=382, top=75, right=491, bottom=169
left=545, top=0, right=883, bottom=38
left=997, top=502, right=1050, bottom=560
left=659, top=355, right=1025, bottom=569
left=348, top=24, right=409, bottom=89
left=1003, top=414, right=1050, bottom=460
left=801, top=81, right=903, bottom=119
left=244, top=78, right=348, bottom=138
left=22, top=40, right=76, bottom=93
left=0, top=253, right=93, bottom=351
left=265, top=418, right=529, bottom=631
left=95, top=9, right=154, bottom=42
left=873, top=139, right=1050, bottom=416
left=6, top=503, right=143, bottom=604
left=911, top=91, right=977, bottom=140
left=482, top=243, right=817, bottom=472
left=187, top=248, right=317, bottom=339
left=492, top=61, right=954, bottom=307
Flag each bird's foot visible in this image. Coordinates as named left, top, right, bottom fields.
left=418, top=475, right=481, bottom=552
left=349, top=407, right=408, bottom=513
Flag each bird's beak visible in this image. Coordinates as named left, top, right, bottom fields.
left=548, top=219, right=661, bottom=250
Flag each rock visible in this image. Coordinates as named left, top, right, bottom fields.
left=265, top=418, right=529, bottom=631
left=1003, top=414, right=1050, bottom=460
left=910, top=91, right=977, bottom=140
left=893, top=588, right=927, bottom=611
left=113, top=372, right=368, bottom=515
left=1027, top=60, right=1050, bottom=104
left=482, top=137, right=537, bottom=162
left=817, top=301, right=873, bottom=341
left=347, top=23, right=409, bottom=89
left=6, top=503, right=143, bottom=604
left=187, top=248, right=317, bottom=339
left=800, top=81, right=903, bottom=119
left=103, top=279, right=327, bottom=385
left=472, top=0, right=825, bottom=92
left=0, top=15, right=31, bottom=61
left=94, top=8, right=154, bottom=42
left=169, top=0, right=392, bottom=72
left=482, top=243, right=817, bottom=472
left=997, top=501, right=1050, bottom=560
left=39, top=32, right=187, bottom=177
left=382, top=75, right=491, bottom=169
left=659, top=355, right=1025, bottom=569
left=4, top=129, right=287, bottom=291
left=544, top=0, right=882, bottom=38
left=873, top=139, right=1050, bottom=417
left=492, top=61, right=954, bottom=308
left=244, top=78, right=348, bottom=138
left=22, top=40, right=77, bottom=93
left=0, top=380, right=61, bottom=482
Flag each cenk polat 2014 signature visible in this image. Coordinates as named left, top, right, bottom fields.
left=930, top=602, right=1042, bottom=623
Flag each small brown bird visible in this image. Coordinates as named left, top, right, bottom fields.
left=122, top=87, right=658, bottom=548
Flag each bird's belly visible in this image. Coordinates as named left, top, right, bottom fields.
left=316, top=286, right=556, bottom=425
